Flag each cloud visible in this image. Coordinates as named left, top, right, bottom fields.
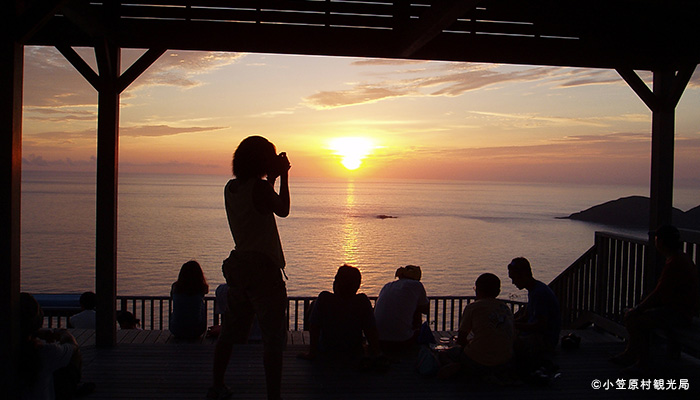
left=25, top=125, right=226, bottom=144
left=304, top=85, right=417, bottom=109
left=302, top=61, right=700, bottom=111
left=120, top=125, right=227, bottom=137
left=250, top=109, right=299, bottom=118
left=120, top=160, right=219, bottom=170
left=23, top=154, right=96, bottom=170
left=551, top=69, right=624, bottom=88
left=351, top=59, right=429, bottom=67
left=24, top=106, right=97, bottom=122
left=303, top=62, right=630, bottom=109
left=468, top=111, right=611, bottom=128
left=362, top=131, right=679, bottom=184
left=127, top=51, right=245, bottom=90
left=23, top=47, right=245, bottom=107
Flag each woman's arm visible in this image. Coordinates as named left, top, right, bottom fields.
left=254, top=173, right=290, bottom=217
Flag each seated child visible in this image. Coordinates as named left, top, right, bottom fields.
left=439, top=273, right=515, bottom=378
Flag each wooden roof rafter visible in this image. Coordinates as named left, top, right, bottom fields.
left=20, top=0, right=700, bottom=71
left=396, top=0, right=483, bottom=58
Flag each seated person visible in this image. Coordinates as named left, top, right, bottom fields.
left=439, top=273, right=514, bottom=377
left=69, top=291, right=96, bottom=329
left=507, top=257, right=561, bottom=358
left=19, top=292, right=94, bottom=399
left=169, top=260, right=209, bottom=340
left=117, top=310, right=141, bottom=330
left=214, top=283, right=229, bottom=320
left=300, top=264, right=381, bottom=361
left=374, top=265, right=429, bottom=352
left=611, top=225, right=700, bottom=370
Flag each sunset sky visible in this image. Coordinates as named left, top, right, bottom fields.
left=21, top=46, right=700, bottom=186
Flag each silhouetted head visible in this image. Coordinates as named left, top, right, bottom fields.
left=79, top=291, right=96, bottom=310
left=20, top=292, right=43, bottom=338
left=333, top=264, right=362, bottom=297
left=174, top=260, right=209, bottom=295
left=654, top=225, right=682, bottom=254
left=475, top=273, right=501, bottom=299
left=395, top=265, right=422, bottom=281
left=232, top=136, right=277, bottom=180
left=507, top=257, right=534, bottom=290
left=117, top=310, right=140, bottom=329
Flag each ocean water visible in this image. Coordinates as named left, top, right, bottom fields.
left=20, top=171, right=698, bottom=301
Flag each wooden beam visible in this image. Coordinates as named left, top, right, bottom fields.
left=398, top=0, right=482, bottom=58
left=14, top=0, right=70, bottom=44
left=0, top=34, right=23, bottom=399
left=616, top=68, right=658, bottom=111
left=118, top=48, right=166, bottom=93
left=667, top=65, right=697, bottom=109
left=60, top=0, right=109, bottom=40
left=94, top=41, right=120, bottom=348
left=56, top=45, right=100, bottom=90
left=27, top=15, right=700, bottom=70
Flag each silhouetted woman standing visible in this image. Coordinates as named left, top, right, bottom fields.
left=209, top=136, right=290, bottom=400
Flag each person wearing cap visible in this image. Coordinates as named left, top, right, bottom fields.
left=611, top=225, right=700, bottom=370
left=374, top=265, right=429, bottom=352
left=507, top=257, right=561, bottom=358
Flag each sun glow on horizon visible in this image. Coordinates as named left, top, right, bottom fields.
left=328, top=137, right=375, bottom=170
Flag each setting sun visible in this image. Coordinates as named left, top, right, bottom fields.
left=328, top=137, right=375, bottom=170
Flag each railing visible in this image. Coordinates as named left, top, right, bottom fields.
left=41, top=230, right=699, bottom=333
left=43, top=295, right=525, bottom=332
left=550, top=230, right=700, bottom=327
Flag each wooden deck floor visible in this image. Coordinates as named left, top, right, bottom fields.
left=72, top=328, right=700, bottom=399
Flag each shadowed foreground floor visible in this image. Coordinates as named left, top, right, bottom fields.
left=76, top=328, right=700, bottom=399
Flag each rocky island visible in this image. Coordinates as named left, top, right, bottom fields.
left=561, top=195, right=700, bottom=230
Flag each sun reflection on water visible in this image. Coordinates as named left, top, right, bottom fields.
left=342, top=181, right=359, bottom=265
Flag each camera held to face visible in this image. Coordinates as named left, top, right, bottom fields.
left=269, top=152, right=289, bottom=178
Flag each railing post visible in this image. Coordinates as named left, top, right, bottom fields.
left=594, top=232, right=609, bottom=319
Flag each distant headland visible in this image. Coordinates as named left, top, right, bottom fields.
left=560, top=195, right=700, bottom=230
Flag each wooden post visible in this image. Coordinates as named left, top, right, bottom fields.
left=649, top=69, right=675, bottom=232
left=55, top=44, right=165, bottom=347
left=617, top=66, right=696, bottom=294
left=645, top=69, right=675, bottom=293
left=95, top=42, right=121, bottom=347
left=0, top=35, right=23, bottom=398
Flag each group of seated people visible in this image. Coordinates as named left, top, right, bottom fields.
left=161, top=254, right=562, bottom=380
left=163, top=255, right=562, bottom=377
left=295, top=256, right=561, bottom=382
left=22, top=223, right=693, bottom=399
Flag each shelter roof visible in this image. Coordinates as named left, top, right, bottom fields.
left=25, top=0, right=700, bottom=70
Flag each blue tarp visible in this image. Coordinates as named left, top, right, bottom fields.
left=33, top=293, right=81, bottom=310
